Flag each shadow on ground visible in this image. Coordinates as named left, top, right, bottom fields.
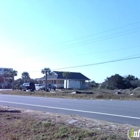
left=0, top=110, right=21, bottom=113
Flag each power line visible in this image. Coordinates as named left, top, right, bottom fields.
left=53, top=56, right=140, bottom=70
left=17, top=55, right=140, bottom=73
left=50, top=21, right=140, bottom=46
left=10, top=27, right=140, bottom=59
left=30, top=27, right=140, bottom=53
left=49, top=45, right=140, bottom=60
left=9, top=43, right=140, bottom=70
left=9, top=22, right=140, bottom=57
left=50, top=27, right=140, bottom=51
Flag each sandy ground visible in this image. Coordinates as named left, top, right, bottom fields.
left=0, top=105, right=139, bottom=139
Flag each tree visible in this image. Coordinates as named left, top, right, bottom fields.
left=22, top=72, right=30, bottom=83
left=41, top=68, right=51, bottom=92
left=9, top=70, right=17, bottom=90
left=90, top=80, right=98, bottom=88
left=1, top=69, right=17, bottom=89
left=14, top=78, right=24, bottom=89
left=125, top=75, right=138, bottom=81
left=62, top=72, right=71, bottom=89
left=101, top=74, right=125, bottom=90
left=123, top=75, right=139, bottom=89
left=1, top=71, right=9, bottom=89
left=2, top=72, right=8, bottom=88
left=130, top=79, right=140, bottom=88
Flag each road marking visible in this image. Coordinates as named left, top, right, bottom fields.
left=39, top=99, right=60, bottom=102
left=0, top=100, right=140, bottom=120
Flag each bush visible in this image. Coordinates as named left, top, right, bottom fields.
left=133, top=87, right=140, bottom=93
left=101, top=74, right=140, bottom=90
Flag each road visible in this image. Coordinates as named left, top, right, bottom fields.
left=0, top=94, right=140, bottom=126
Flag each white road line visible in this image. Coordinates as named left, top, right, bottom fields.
left=39, top=99, right=60, bottom=102
left=0, top=100, right=140, bottom=120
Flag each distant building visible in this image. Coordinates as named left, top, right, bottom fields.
left=36, top=71, right=90, bottom=89
left=0, top=68, right=13, bottom=89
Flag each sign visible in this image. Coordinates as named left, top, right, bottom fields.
left=128, top=128, right=140, bottom=139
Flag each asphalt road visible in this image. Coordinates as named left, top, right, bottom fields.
left=0, top=94, right=140, bottom=126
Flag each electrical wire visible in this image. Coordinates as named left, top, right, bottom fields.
left=53, top=56, right=140, bottom=70
left=17, top=55, right=140, bottom=73
left=9, top=22, right=140, bottom=57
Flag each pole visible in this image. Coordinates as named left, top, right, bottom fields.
left=66, top=77, right=67, bottom=89
left=45, top=73, right=47, bottom=92
left=12, top=76, right=14, bottom=90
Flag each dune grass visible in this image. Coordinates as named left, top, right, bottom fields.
left=0, top=107, right=128, bottom=140
left=0, top=88, right=140, bottom=100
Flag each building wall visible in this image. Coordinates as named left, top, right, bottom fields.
left=0, top=68, right=13, bottom=75
left=0, top=68, right=13, bottom=89
left=56, top=80, right=64, bottom=88
left=80, top=82, right=89, bottom=89
left=64, top=80, right=81, bottom=89
left=37, top=78, right=89, bottom=89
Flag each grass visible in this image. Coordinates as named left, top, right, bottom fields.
left=0, top=88, right=140, bottom=100
left=0, top=107, right=128, bottom=140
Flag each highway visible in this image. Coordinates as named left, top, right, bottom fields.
left=0, top=94, right=140, bottom=126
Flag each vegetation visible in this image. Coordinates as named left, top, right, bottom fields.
left=41, top=68, right=51, bottom=92
left=0, top=107, right=128, bottom=140
left=9, top=70, right=18, bottom=90
left=1, top=68, right=140, bottom=96
left=62, top=72, right=71, bottom=89
left=90, top=80, right=99, bottom=88
left=100, top=74, right=140, bottom=90
left=1, top=88, right=140, bottom=100
left=14, top=78, right=38, bottom=89
left=0, top=69, right=17, bottom=90
left=22, top=72, right=30, bottom=83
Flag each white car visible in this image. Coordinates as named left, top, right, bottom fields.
left=35, top=84, right=45, bottom=91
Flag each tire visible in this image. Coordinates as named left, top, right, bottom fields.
left=24, top=88, right=27, bottom=91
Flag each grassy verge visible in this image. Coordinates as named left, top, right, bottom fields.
left=0, top=89, right=140, bottom=100
left=0, top=106, right=132, bottom=140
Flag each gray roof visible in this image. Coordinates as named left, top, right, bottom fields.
left=54, top=71, right=90, bottom=80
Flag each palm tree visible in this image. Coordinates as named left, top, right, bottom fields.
left=41, top=68, right=51, bottom=92
left=2, top=69, right=17, bottom=90
left=1, top=74, right=5, bottom=89
left=9, top=70, right=17, bottom=90
left=2, top=70, right=11, bottom=89
left=22, top=72, right=30, bottom=83
left=62, top=72, right=71, bottom=89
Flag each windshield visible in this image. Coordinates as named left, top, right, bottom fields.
left=23, top=83, right=29, bottom=86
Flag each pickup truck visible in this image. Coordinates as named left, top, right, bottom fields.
left=19, top=82, right=35, bottom=91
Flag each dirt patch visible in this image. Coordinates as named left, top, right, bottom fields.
left=0, top=105, right=138, bottom=140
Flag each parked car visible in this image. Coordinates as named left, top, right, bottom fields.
left=35, top=84, right=45, bottom=91
left=48, top=84, right=57, bottom=90
left=35, top=84, right=57, bottom=91
left=19, top=82, right=35, bottom=91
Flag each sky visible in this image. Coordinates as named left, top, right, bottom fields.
left=0, top=0, right=140, bottom=83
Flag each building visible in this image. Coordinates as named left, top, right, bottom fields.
left=0, top=68, right=13, bottom=89
left=36, top=71, right=90, bottom=89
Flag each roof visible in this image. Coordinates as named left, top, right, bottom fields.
left=54, top=71, right=90, bottom=80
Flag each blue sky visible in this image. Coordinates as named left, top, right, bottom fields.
left=0, top=0, right=140, bottom=83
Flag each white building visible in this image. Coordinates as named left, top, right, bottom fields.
left=36, top=71, right=90, bottom=89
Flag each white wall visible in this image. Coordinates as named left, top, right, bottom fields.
left=64, top=80, right=67, bottom=88
left=81, top=82, right=89, bottom=89
left=64, top=80, right=81, bottom=89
